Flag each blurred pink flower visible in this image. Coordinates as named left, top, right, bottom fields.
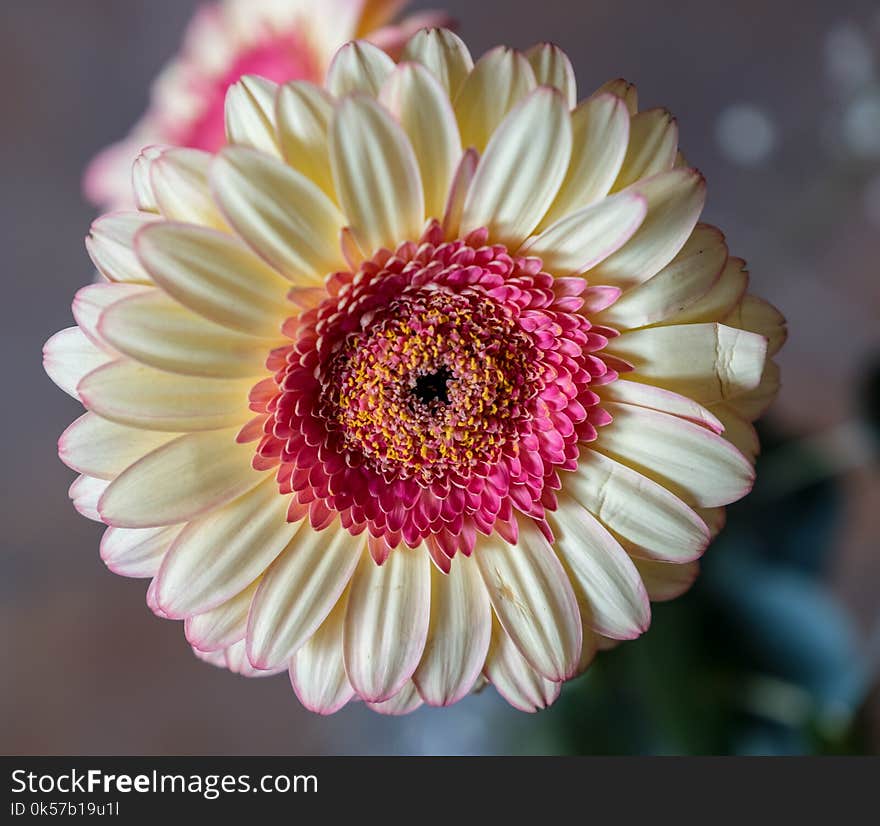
left=83, top=0, right=448, bottom=209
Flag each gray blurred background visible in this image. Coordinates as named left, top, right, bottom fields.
left=2, top=0, right=878, bottom=754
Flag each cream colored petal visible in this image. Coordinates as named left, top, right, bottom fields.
left=612, top=108, right=679, bottom=192
left=59, top=412, right=179, bottom=480
left=724, top=359, right=781, bottom=421
left=598, top=379, right=724, bottom=432
left=550, top=492, right=651, bottom=639
left=441, top=147, right=478, bottom=239
left=594, top=78, right=638, bottom=114
left=86, top=212, right=159, bottom=284
left=633, top=558, right=699, bottom=602
left=710, top=402, right=760, bottom=459
left=98, top=290, right=279, bottom=379
left=224, top=75, right=281, bottom=156
left=588, top=168, right=706, bottom=289
left=724, top=294, right=787, bottom=356
left=520, top=188, right=647, bottom=276
left=186, top=580, right=259, bottom=652
left=525, top=43, right=576, bottom=107
left=136, top=222, right=291, bottom=337
left=100, top=524, right=182, bottom=579
left=69, top=475, right=110, bottom=522
left=212, top=146, right=345, bottom=284
left=150, top=147, right=229, bottom=229
left=667, top=255, right=748, bottom=324
left=607, top=322, right=767, bottom=405
left=326, top=39, right=395, bottom=97
left=43, top=327, right=114, bottom=400
left=461, top=87, right=571, bottom=246
left=98, top=428, right=264, bottom=528
left=131, top=145, right=164, bottom=212
left=594, top=402, right=755, bottom=507
left=412, top=554, right=491, bottom=707
left=289, top=591, right=356, bottom=715
left=379, top=62, right=462, bottom=220
left=78, top=361, right=252, bottom=432
left=330, top=94, right=424, bottom=254
left=475, top=520, right=581, bottom=681
left=598, top=224, right=729, bottom=329
left=453, top=46, right=536, bottom=153
left=483, top=618, right=561, bottom=712
left=247, top=521, right=363, bottom=669
left=156, top=475, right=297, bottom=618
left=275, top=80, right=335, bottom=199
left=563, top=449, right=709, bottom=563
left=539, top=93, right=631, bottom=229
left=367, top=681, right=424, bottom=715
left=343, top=546, right=431, bottom=703
left=72, top=282, right=149, bottom=352
left=400, top=27, right=473, bottom=99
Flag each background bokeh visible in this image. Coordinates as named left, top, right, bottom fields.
left=2, top=0, right=878, bottom=754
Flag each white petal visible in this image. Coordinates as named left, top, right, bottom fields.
left=222, top=639, right=286, bottom=678
left=550, top=492, right=651, bottom=639
left=598, top=224, right=729, bottom=329
left=454, top=46, right=536, bottom=153
left=461, top=87, right=572, bottom=246
left=100, top=524, right=182, bottom=578
left=275, top=81, right=335, bottom=198
left=379, top=62, right=462, bottom=220
left=224, top=75, right=281, bottom=156
left=247, top=521, right=363, bottom=669
left=563, top=449, right=709, bottom=562
left=595, top=402, right=755, bottom=507
left=289, top=592, right=356, bottom=715
left=98, top=428, right=264, bottom=528
left=43, top=327, right=113, bottom=400
left=599, top=379, right=724, bottom=433
left=150, top=147, right=229, bottom=229
left=156, top=475, right=297, bottom=618
left=475, top=520, right=581, bottom=681
left=367, top=681, right=424, bottom=716
left=400, top=28, right=473, bottom=99
left=633, top=558, right=699, bottom=602
left=69, top=475, right=110, bottom=522
left=59, top=412, right=178, bottom=480
left=326, top=40, right=395, bottom=97
left=539, top=93, right=631, bottom=228
left=330, top=94, right=424, bottom=254
left=710, top=402, right=760, bottom=459
left=608, top=323, right=767, bottom=405
left=78, top=360, right=253, bottom=432
left=343, top=546, right=431, bottom=703
left=526, top=43, right=576, bottom=107
left=483, top=619, right=561, bottom=712
left=589, top=168, right=706, bottom=289
left=85, top=212, right=159, bottom=283
left=724, top=358, right=781, bottom=420
left=413, top=554, right=491, bottom=707
left=212, top=146, right=345, bottom=284
left=520, top=188, right=646, bottom=276
left=612, top=108, right=678, bottom=191
left=131, top=145, right=163, bottom=212
left=98, top=289, right=279, bottom=379
left=185, top=580, right=259, bottom=652
left=441, top=147, right=478, bottom=239
left=136, top=222, right=291, bottom=337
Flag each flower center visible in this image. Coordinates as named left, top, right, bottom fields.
left=247, top=222, right=622, bottom=565
left=412, top=367, right=452, bottom=405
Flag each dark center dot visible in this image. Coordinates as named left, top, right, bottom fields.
left=412, top=367, right=453, bottom=405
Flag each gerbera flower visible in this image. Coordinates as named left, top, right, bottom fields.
left=84, top=0, right=448, bottom=210
left=46, top=28, right=786, bottom=714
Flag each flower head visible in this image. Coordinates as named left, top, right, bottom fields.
left=84, top=0, right=449, bottom=210
left=47, top=29, right=785, bottom=714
